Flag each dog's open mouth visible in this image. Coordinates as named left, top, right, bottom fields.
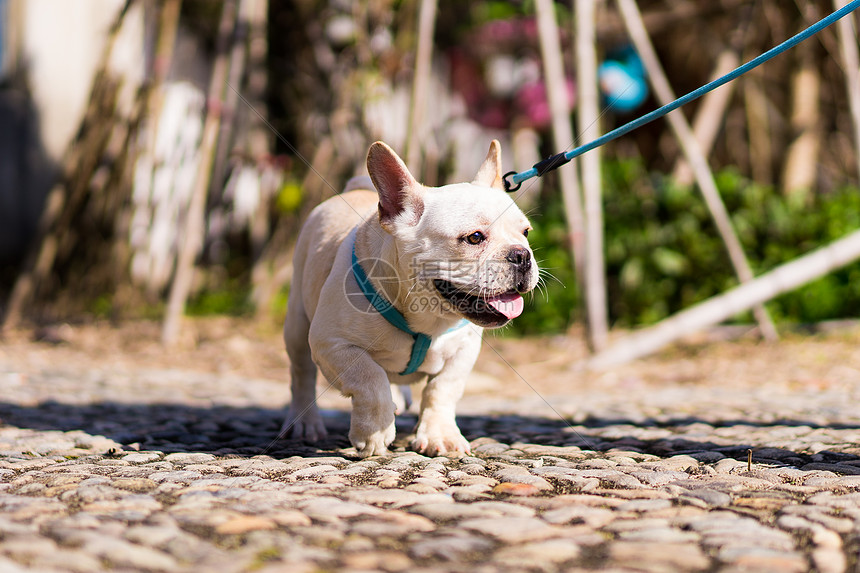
left=433, top=279, right=525, bottom=328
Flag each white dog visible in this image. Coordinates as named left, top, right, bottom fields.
left=281, top=140, right=538, bottom=457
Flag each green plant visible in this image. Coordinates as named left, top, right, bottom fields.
left=186, top=283, right=253, bottom=317
left=511, top=159, right=860, bottom=334
left=515, top=190, right=580, bottom=335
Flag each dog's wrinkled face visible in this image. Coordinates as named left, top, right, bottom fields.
left=367, top=141, right=539, bottom=328
left=416, top=186, right=537, bottom=327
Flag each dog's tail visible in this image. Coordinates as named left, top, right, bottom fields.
left=343, top=175, right=374, bottom=193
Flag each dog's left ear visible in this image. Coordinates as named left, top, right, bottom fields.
left=471, top=140, right=504, bottom=191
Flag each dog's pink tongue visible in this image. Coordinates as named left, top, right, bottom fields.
left=486, top=292, right=524, bottom=319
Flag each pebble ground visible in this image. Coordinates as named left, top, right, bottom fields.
left=1, top=320, right=859, bottom=572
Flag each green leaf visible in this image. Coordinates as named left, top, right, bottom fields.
left=651, top=248, right=688, bottom=276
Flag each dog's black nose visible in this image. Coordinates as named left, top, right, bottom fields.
left=506, top=246, right=531, bottom=269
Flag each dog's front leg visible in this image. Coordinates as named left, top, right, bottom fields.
left=412, top=371, right=471, bottom=457
left=411, top=340, right=479, bottom=457
left=318, top=345, right=397, bottom=458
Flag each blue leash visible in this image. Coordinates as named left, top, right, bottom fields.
left=503, top=0, right=860, bottom=192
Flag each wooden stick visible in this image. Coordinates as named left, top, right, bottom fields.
left=533, top=0, right=588, bottom=338
left=589, top=228, right=860, bottom=369
left=576, top=0, right=608, bottom=352
left=162, top=0, right=237, bottom=345
left=834, top=0, right=860, bottom=180
left=404, top=0, right=437, bottom=176
left=617, top=0, right=779, bottom=342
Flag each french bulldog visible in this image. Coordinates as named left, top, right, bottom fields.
left=281, top=140, right=538, bottom=457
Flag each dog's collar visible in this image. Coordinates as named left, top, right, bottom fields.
left=351, top=240, right=468, bottom=375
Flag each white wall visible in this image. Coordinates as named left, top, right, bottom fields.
left=0, top=0, right=145, bottom=261
left=21, top=0, right=144, bottom=160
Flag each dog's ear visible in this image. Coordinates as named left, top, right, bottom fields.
left=367, top=141, right=424, bottom=229
left=472, top=140, right=504, bottom=191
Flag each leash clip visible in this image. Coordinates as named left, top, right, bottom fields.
left=502, top=171, right=521, bottom=193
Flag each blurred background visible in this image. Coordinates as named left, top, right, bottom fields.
left=0, top=0, right=858, bottom=346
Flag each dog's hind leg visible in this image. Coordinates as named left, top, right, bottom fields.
left=280, top=300, right=327, bottom=441
left=391, top=385, right=413, bottom=414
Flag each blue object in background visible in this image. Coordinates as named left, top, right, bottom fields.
left=599, top=46, right=649, bottom=113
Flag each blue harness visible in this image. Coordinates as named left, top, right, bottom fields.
left=351, top=241, right=468, bottom=375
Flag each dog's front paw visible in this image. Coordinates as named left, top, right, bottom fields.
left=411, top=424, right=470, bottom=457
left=349, top=422, right=396, bottom=458
left=279, top=406, right=327, bottom=441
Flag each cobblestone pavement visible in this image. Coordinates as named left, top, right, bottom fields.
left=1, top=322, right=860, bottom=572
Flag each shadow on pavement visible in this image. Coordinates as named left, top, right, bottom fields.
left=0, top=401, right=858, bottom=470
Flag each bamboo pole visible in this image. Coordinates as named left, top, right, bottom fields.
left=744, top=73, right=773, bottom=185
left=4, top=0, right=22, bottom=74
left=589, top=228, right=860, bottom=369
left=146, top=0, right=182, bottom=152
left=111, top=0, right=184, bottom=318
left=210, top=0, right=251, bottom=200
left=671, top=50, right=740, bottom=186
left=576, top=0, right=608, bottom=352
left=250, top=134, right=334, bottom=316
left=109, top=88, right=151, bottom=319
left=781, top=46, right=821, bottom=202
left=834, top=0, right=860, bottom=180
left=533, top=0, right=588, bottom=339
left=244, top=0, right=270, bottom=164
left=404, top=0, right=437, bottom=177
left=672, top=5, right=751, bottom=186
left=617, top=0, right=779, bottom=342
left=162, top=0, right=236, bottom=345
left=245, top=0, right=271, bottom=266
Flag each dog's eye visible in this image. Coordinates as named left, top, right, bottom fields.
left=464, top=231, right=485, bottom=245
left=523, top=228, right=530, bottom=238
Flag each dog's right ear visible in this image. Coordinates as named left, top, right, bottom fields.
left=472, top=139, right=505, bottom=191
left=367, top=141, right=424, bottom=229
